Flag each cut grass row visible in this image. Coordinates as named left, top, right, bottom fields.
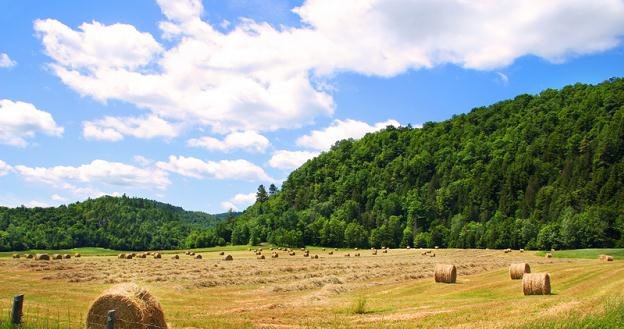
left=535, top=249, right=624, bottom=260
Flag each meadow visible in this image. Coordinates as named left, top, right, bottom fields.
left=0, top=247, right=622, bottom=329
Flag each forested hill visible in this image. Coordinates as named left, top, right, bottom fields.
left=0, top=195, right=237, bottom=251
left=235, top=78, right=624, bottom=250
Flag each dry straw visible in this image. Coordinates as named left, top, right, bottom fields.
left=172, top=255, right=179, bottom=259
left=63, top=254, right=71, bottom=259
left=35, top=253, right=50, bottom=261
left=509, top=263, right=531, bottom=280
left=52, top=254, right=63, bottom=260
left=195, top=254, right=203, bottom=259
left=86, top=283, right=167, bottom=329
left=599, top=255, right=614, bottom=261
left=545, top=253, right=552, bottom=258
left=434, top=264, right=456, bottom=283
left=223, top=254, right=233, bottom=261
left=522, top=273, right=551, bottom=295
left=75, top=253, right=81, bottom=258
left=257, top=255, right=265, bottom=259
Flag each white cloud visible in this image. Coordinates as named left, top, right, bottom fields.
left=15, top=159, right=170, bottom=190
left=83, top=115, right=178, bottom=141
left=0, top=99, right=64, bottom=146
left=133, top=155, right=153, bottom=166
left=157, top=155, right=271, bottom=181
left=0, top=53, right=16, bottom=68
left=220, top=192, right=256, bottom=211
left=496, top=72, right=509, bottom=84
left=269, top=150, right=319, bottom=170
left=297, top=118, right=399, bottom=151
left=187, top=131, right=270, bottom=153
left=50, top=194, right=66, bottom=201
left=0, top=160, right=13, bottom=176
left=34, top=0, right=624, bottom=136
left=24, top=200, right=50, bottom=208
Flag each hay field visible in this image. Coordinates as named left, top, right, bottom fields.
left=0, top=247, right=622, bottom=328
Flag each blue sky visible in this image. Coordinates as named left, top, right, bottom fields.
left=0, top=0, right=623, bottom=213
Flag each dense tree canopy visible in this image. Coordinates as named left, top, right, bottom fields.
left=0, top=195, right=237, bottom=251
left=235, top=78, right=624, bottom=250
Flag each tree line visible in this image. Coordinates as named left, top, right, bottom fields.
left=233, top=78, right=624, bottom=250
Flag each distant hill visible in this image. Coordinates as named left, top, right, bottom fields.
left=0, top=195, right=236, bottom=251
left=234, top=78, right=624, bottom=250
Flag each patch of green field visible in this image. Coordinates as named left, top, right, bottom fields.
left=523, top=298, right=624, bottom=329
left=535, top=249, right=624, bottom=260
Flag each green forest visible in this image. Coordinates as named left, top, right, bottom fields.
left=2, top=78, right=623, bottom=251
left=234, top=78, right=624, bottom=250
left=0, top=195, right=237, bottom=251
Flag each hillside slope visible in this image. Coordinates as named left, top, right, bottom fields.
left=236, top=78, right=624, bottom=249
left=0, top=195, right=235, bottom=251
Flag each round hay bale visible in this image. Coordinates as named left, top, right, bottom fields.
left=313, top=255, right=319, bottom=259
left=345, top=253, right=350, bottom=257
left=219, top=251, right=225, bottom=256
left=138, top=254, right=146, bottom=259
left=605, top=256, right=614, bottom=261
left=131, top=253, right=137, bottom=257
left=52, top=254, right=63, bottom=260
left=382, top=249, right=388, bottom=254
left=372, top=250, right=377, bottom=255
left=509, top=263, right=531, bottom=280
left=328, top=251, right=333, bottom=255
left=271, top=253, right=278, bottom=258
left=153, top=253, right=161, bottom=259
left=407, top=246, right=411, bottom=249
left=289, top=251, right=296, bottom=256
left=434, top=246, right=439, bottom=249
left=355, top=253, right=360, bottom=257
left=63, top=254, right=71, bottom=259
left=26, top=254, right=34, bottom=259
left=126, top=254, right=134, bottom=260
left=172, top=255, right=179, bottom=259
left=434, top=264, right=456, bottom=283
left=519, top=249, right=524, bottom=253
left=303, top=253, right=309, bottom=257
left=223, top=254, right=233, bottom=261
left=545, top=253, right=552, bottom=258
left=257, top=255, right=265, bottom=259
left=189, top=252, right=195, bottom=256
left=195, top=254, right=202, bottom=259
left=35, top=253, right=50, bottom=261
left=75, top=253, right=81, bottom=258
left=430, top=253, right=436, bottom=257
left=86, top=283, right=166, bottom=329
left=355, top=248, right=359, bottom=251
left=322, top=248, right=326, bottom=251
left=118, top=253, right=126, bottom=259
left=522, top=273, right=551, bottom=295
left=12, top=254, right=19, bottom=259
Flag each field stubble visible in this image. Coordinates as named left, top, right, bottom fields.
left=0, top=248, right=620, bottom=329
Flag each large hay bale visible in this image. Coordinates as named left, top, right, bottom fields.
left=219, top=251, right=225, bottom=256
left=118, top=253, right=126, bottom=259
left=126, top=254, right=134, bottom=260
left=519, top=249, right=524, bottom=253
left=523, top=273, right=551, bottom=295
left=86, top=283, right=167, bottom=329
left=509, top=263, right=531, bottom=280
left=434, top=264, right=456, bottom=283
left=75, top=253, right=81, bottom=258
left=354, top=253, right=360, bottom=257
left=153, top=253, right=161, bottom=259
left=26, top=254, right=34, bottom=259
left=271, top=252, right=278, bottom=258
left=545, top=253, right=552, bottom=258
left=382, top=249, right=388, bottom=254
left=195, top=254, right=202, bottom=259
left=12, top=254, right=19, bottom=259
left=328, top=251, right=333, bottom=255
left=602, top=255, right=614, bottom=261
left=223, top=254, right=233, bottom=261
left=312, top=254, right=319, bottom=259
left=52, top=254, right=63, bottom=260
left=345, top=253, right=350, bottom=257
left=35, top=253, right=50, bottom=261
left=172, top=255, right=179, bottom=259
left=257, top=255, right=265, bottom=260
left=372, top=250, right=377, bottom=255
left=63, top=254, right=72, bottom=259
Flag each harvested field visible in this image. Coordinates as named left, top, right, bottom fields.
left=0, top=247, right=622, bottom=329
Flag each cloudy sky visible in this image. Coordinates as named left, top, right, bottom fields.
left=1, top=0, right=623, bottom=212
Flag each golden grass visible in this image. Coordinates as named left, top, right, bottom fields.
left=0, top=248, right=621, bottom=328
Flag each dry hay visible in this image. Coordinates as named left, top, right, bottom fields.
left=504, top=248, right=512, bottom=253
left=195, top=254, right=203, bottom=259
left=523, top=273, right=551, bottom=295
left=223, top=255, right=233, bottom=261
left=219, top=251, right=225, bottom=256
left=153, top=253, right=162, bottom=259
left=171, top=255, right=179, bottom=260
left=354, top=253, right=360, bottom=257
left=12, top=254, right=19, bottom=259
left=271, top=253, right=279, bottom=258
left=26, top=254, right=34, bottom=259
left=312, top=255, right=319, bottom=259
left=126, top=254, right=134, bottom=260
left=75, top=253, right=81, bottom=258
left=382, top=249, right=388, bottom=254
left=545, top=253, right=553, bottom=258
left=289, top=251, right=296, bottom=256
left=434, top=246, right=439, bottom=249
left=599, top=255, right=614, bottom=261
left=372, top=250, right=377, bottom=255
left=328, top=251, right=333, bottom=255
left=35, top=253, right=50, bottom=261
left=434, top=264, right=457, bottom=283
left=86, top=283, right=167, bottom=329
left=118, top=254, right=126, bottom=259
left=52, top=254, right=63, bottom=260
left=63, top=254, right=71, bottom=259
left=430, top=253, right=436, bottom=258
left=509, top=263, right=531, bottom=280
left=322, top=248, right=326, bottom=251
left=345, top=253, right=351, bottom=257
left=138, top=254, right=147, bottom=259
left=519, top=249, right=524, bottom=253
left=257, top=255, right=265, bottom=260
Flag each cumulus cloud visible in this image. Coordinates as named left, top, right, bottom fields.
left=0, top=53, right=16, bottom=68
left=83, top=115, right=178, bottom=141
left=15, top=159, right=170, bottom=190
left=0, top=160, right=13, bottom=176
left=157, top=155, right=271, bottom=181
left=0, top=99, right=64, bottom=146
left=50, top=194, right=66, bottom=201
left=297, top=119, right=399, bottom=151
left=187, top=131, right=270, bottom=153
left=269, top=150, right=319, bottom=170
left=220, top=192, right=256, bottom=211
